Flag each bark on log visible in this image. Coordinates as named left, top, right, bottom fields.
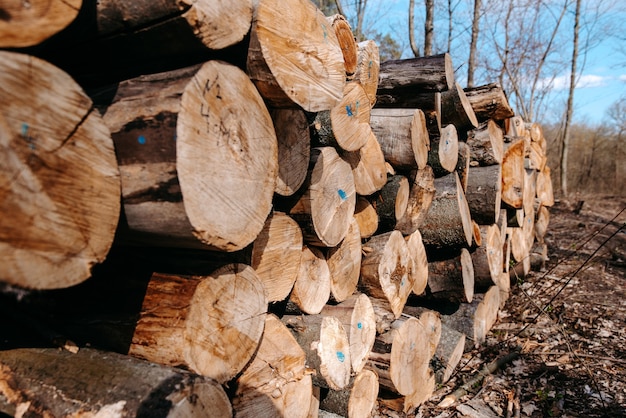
left=273, top=108, right=311, bottom=196
left=287, top=147, right=356, bottom=247
left=354, top=197, right=379, bottom=239
left=100, top=61, right=277, bottom=252
left=465, top=164, right=502, bottom=225
left=0, top=0, right=81, bottom=48
left=129, top=266, right=267, bottom=384
left=0, top=347, right=232, bottom=418
left=369, top=175, right=410, bottom=233
left=319, top=369, right=379, bottom=418
left=233, top=314, right=313, bottom=418
left=327, top=14, right=358, bottom=78
left=252, top=211, right=303, bottom=302
left=290, top=245, right=331, bottom=315
left=377, top=53, right=454, bottom=95
left=463, top=83, right=515, bottom=122
left=247, top=0, right=345, bottom=111
left=0, top=51, right=121, bottom=290
left=501, top=139, right=526, bottom=209
left=30, top=0, right=253, bottom=86
left=320, top=293, right=377, bottom=374
left=471, top=225, right=504, bottom=293
left=419, top=172, right=474, bottom=250
left=440, top=81, right=479, bottom=133
left=340, top=131, right=388, bottom=196
left=395, top=167, right=436, bottom=235
left=282, top=315, right=351, bottom=391
left=360, top=231, right=414, bottom=318
left=426, top=248, right=474, bottom=303
left=405, top=230, right=429, bottom=296
left=428, top=124, right=459, bottom=177
left=456, top=141, right=471, bottom=192
left=466, top=119, right=504, bottom=166
left=327, top=218, right=362, bottom=302
left=354, top=40, right=380, bottom=106
left=369, top=108, right=430, bottom=171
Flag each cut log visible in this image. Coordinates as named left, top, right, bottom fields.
left=0, top=347, right=232, bottom=418
left=290, top=246, right=331, bottom=315
left=463, top=83, right=515, bottom=122
left=523, top=168, right=538, bottom=217
left=330, top=82, right=372, bottom=151
left=420, top=172, right=474, bottom=250
left=428, top=124, right=459, bottom=177
left=31, top=0, right=253, bottom=86
left=440, top=286, right=501, bottom=349
left=395, top=167, right=436, bottom=235
left=327, top=14, right=358, bottom=78
left=534, top=204, right=550, bottom=244
left=369, top=108, right=430, bottom=171
left=505, top=115, right=528, bottom=139
left=466, top=119, right=504, bottom=166
left=129, top=266, right=267, bottom=384
left=377, top=53, right=455, bottom=95
left=536, top=165, right=555, bottom=207
left=320, top=293, right=377, bottom=374
left=247, top=0, right=345, bottom=111
left=319, top=369, right=379, bottom=418
left=0, top=0, right=81, bottom=48
left=471, top=225, right=504, bottom=292
left=354, top=196, right=379, bottom=239
left=501, top=139, right=526, bottom=209
left=354, top=40, right=380, bottom=106
left=456, top=141, right=471, bottom=192
left=427, top=248, right=474, bottom=303
left=101, top=61, right=277, bottom=252
left=233, top=314, right=313, bottom=418
left=405, top=229, right=429, bottom=296
left=440, top=81, right=479, bottom=133
left=0, top=51, right=121, bottom=290
left=360, top=231, right=414, bottom=318
left=273, top=108, right=311, bottom=196
left=465, top=164, right=502, bottom=225
left=282, top=315, right=351, bottom=391
left=252, top=211, right=303, bottom=302
left=288, top=147, right=356, bottom=247
left=340, top=131, right=388, bottom=196
left=370, top=175, right=410, bottom=233
left=327, top=218, right=362, bottom=302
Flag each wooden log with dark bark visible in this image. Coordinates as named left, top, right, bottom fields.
left=339, top=131, right=388, bottom=196
left=282, top=315, right=351, bottom=391
left=465, top=164, right=503, bottom=225
left=419, top=172, right=474, bottom=251
left=99, top=60, right=277, bottom=252
left=233, top=314, right=313, bottom=418
left=28, top=0, right=253, bottom=87
left=273, top=108, right=311, bottom=196
left=466, top=119, right=504, bottom=166
left=426, top=248, right=474, bottom=303
left=463, top=83, right=515, bottom=122
left=290, top=245, right=331, bottom=314
left=327, top=218, right=362, bottom=302
left=360, top=230, right=414, bottom=318
left=456, top=141, right=471, bottom=192
left=471, top=224, right=504, bottom=292
left=428, top=124, right=459, bottom=177
left=0, top=0, right=81, bottom=48
left=440, top=81, right=479, bottom=134
left=0, top=347, right=232, bottom=418
left=247, top=0, right=345, bottom=111
left=354, top=40, right=380, bottom=106
left=327, top=14, right=358, bottom=79
left=369, top=175, right=410, bottom=233
left=376, top=53, right=454, bottom=99
left=369, top=108, right=430, bottom=171
left=395, top=167, right=436, bottom=235
left=319, top=369, right=379, bottom=418
left=0, top=51, right=121, bottom=290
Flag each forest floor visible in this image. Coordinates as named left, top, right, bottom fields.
left=379, top=195, right=626, bottom=418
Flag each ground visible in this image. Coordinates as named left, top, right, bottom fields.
left=379, top=195, right=626, bottom=418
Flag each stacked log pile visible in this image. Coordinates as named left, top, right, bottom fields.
left=0, top=0, right=554, bottom=416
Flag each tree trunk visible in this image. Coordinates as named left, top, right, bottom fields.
left=408, top=0, right=420, bottom=57
left=395, top=166, right=436, bottom=235
left=0, top=347, right=232, bottom=418
left=467, top=0, right=481, bottom=88
left=100, top=61, right=277, bottom=252
left=0, top=51, right=121, bottom=290
left=247, top=0, right=345, bottom=111
left=426, top=248, right=474, bottom=303
left=319, top=369, right=379, bottom=418
left=428, top=124, right=459, bottom=177
left=377, top=53, right=455, bottom=95
left=424, top=0, right=435, bottom=55
left=465, top=164, right=502, bottom=225
left=466, top=119, right=504, bottom=166
left=233, top=314, right=313, bottom=418
left=501, top=139, right=526, bottom=209
left=354, top=197, right=379, bottom=239
left=0, top=0, right=81, bottom=48
left=354, top=40, right=380, bottom=106
left=360, top=231, right=414, bottom=318
left=320, top=293, right=377, bottom=374
left=419, top=172, right=474, bottom=250
left=405, top=229, right=429, bottom=296
left=369, top=108, right=430, bottom=171
left=282, top=315, right=351, bottom=391
left=327, top=14, right=358, bottom=79
left=340, top=131, right=388, bottom=196
left=287, top=147, right=356, bottom=247
left=463, top=83, right=515, bottom=122
left=327, top=218, right=362, bottom=302
left=370, top=175, right=411, bottom=233
left=290, top=245, right=331, bottom=315
left=273, top=108, right=311, bottom=196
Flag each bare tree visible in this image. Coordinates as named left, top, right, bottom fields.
left=409, top=0, right=420, bottom=57
left=467, top=0, right=482, bottom=87
left=424, top=0, right=434, bottom=55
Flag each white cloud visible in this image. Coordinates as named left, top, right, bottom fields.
left=619, top=74, right=626, bottom=82
left=544, top=73, right=611, bottom=90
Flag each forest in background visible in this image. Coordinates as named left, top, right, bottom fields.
left=313, top=0, right=626, bottom=196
